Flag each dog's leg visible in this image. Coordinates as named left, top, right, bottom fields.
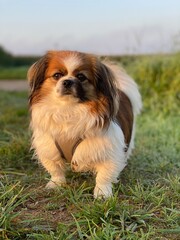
left=41, top=158, right=66, bottom=189
left=93, top=160, right=126, bottom=198
left=32, top=133, right=66, bottom=189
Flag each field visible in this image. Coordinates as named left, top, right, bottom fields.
left=0, top=54, right=180, bottom=239
left=0, top=66, right=27, bottom=80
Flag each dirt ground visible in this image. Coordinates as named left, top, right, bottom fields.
left=0, top=80, right=28, bottom=91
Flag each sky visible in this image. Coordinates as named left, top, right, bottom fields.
left=0, top=0, right=180, bottom=55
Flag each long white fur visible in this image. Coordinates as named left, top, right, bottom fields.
left=30, top=59, right=142, bottom=198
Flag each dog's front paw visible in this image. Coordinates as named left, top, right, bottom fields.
left=71, top=159, right=90, bottom=172
left=71, top=159, right=79, bottom=172
left=45, top=177, right=66, bottom=189
left=94, top=183, right=112, bottom=199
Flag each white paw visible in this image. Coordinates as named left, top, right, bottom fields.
left=45, top=178, right=66, bottom=189
left=94, top=183, right=113, bottom=199
left=71, top=159, right=79, bottom=172
left=71, top=158, right=91, bottom=172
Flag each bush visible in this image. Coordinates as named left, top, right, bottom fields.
left=0, top=46, right=14, bottom=66
left=117, top=53, right=180, bottom=114
left=0, top=45, right=40, bottom=67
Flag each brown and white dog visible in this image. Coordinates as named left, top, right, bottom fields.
left=28, top=51, right=142, bottom=198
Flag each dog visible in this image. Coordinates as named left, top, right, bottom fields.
left=28, top=50, right=142, bottom=198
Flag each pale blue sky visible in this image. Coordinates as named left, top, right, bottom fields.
left=0, top=0, right=180, bottom=55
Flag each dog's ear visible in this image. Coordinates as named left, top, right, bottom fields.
left=94, top=61, right=118, bottom=118
left=27, top=54, right=49, bottom=93
left=27, top=54, right=49, bottom=104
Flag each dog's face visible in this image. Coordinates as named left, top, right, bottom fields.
left=28, top=51, right=119, bottom=119
left=40, top=51, right=97, bottom=102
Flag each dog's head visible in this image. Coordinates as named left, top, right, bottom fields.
left=28, top=51, right=119, bottom=119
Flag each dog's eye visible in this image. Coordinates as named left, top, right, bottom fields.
left=76, top=73, right=87, bottom=82
left=53, top=72, right=64, bottom=80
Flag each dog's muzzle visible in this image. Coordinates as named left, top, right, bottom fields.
left=63, top=79, right=75, bottom=89
left=61, top=78, right=86, bottom=101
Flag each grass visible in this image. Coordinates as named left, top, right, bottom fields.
left=0, top=66, right=28, bottom=80
left=0, top=54, right=180, bottom=239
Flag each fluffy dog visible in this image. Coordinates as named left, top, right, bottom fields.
left=28, top=51, right=142, bottom=198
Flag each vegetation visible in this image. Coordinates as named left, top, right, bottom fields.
left=0, top=66, right=28, bottom=80
left=0, top=46, right=38, bottom=79
left=0, top=53, right=180, bottom=239
left=0, top=46, right=39, bottom=67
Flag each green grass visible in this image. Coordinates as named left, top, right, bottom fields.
left=0, top=66, right=28, bottom=80
left=0, top=54, right=180, bottom=239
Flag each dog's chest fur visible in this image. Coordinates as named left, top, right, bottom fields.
left=31, top=99, right=103, bottom=159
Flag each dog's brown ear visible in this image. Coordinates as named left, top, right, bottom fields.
left=27, top=54, right=49, bottom=104
left=94, top=61, right=118, bottom=118
left=27, top=55, right=49, bottom=93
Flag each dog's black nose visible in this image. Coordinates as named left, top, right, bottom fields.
left=63, top=79, right=74, bottom=88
